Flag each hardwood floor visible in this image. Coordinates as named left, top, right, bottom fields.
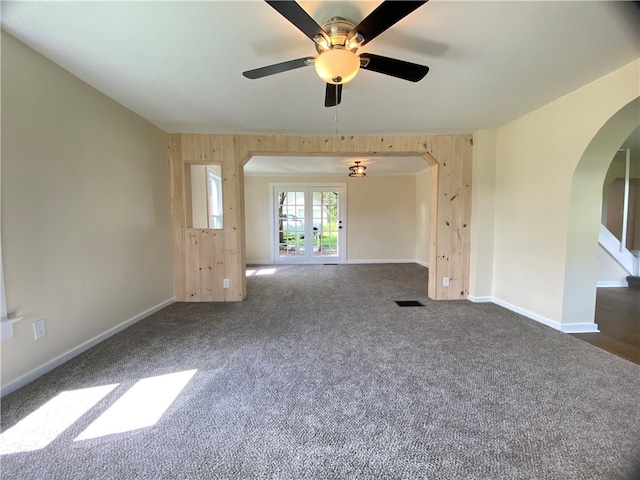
left=571, top=287, right=640, bottom=365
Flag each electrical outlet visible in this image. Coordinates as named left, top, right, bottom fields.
left=33, top=319, right=47, bottom=340
left=443, top=277, right=450, bottom=287
left=223, top=278, right=230, bottom=289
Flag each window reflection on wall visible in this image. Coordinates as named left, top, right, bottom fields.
left=190, top=165, right=223, bottom=229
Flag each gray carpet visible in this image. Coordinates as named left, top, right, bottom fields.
left=1, top=264, right=639, bottom=479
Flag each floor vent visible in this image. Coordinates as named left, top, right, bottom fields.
left=395, top=300, right=425, bottom=307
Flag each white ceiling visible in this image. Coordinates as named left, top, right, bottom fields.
left=245, top=155, right=429, bottom=176
left=2, top=1, right=639, bottom=175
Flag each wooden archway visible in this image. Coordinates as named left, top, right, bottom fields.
left=169, top=134, right=472, bottom=301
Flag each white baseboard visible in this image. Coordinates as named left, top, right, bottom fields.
left=0, top=297, right=175, bottom=398
left=251, top=260, right=430, bottom=267
left=559, top=323, right=600, bottom=333
left=467, top=295, right=493, bottom=303
left=347, top=259, right=417, bottom=264
left=597, top=281, right=629, bottom=288
left=492, top=297, right=566, bottom=331
left=467, top=295, right=599, bottom=334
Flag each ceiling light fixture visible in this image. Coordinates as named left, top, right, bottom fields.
left=349, top=161, right=366, bottom=177
left=314, top=48, right=360, bottom=85
left=346, top=33, right=366, bottom=51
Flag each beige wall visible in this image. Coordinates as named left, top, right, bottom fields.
left=415, top=168, right=432, bottom=265
left=244, top=174, right=421, bottom=263
left=469, top=130, right=497, bottom=299
left=348, top=175, right=417, bottom=262
left=1, top=33, right=173, bottom=389
left=487, top=59, right=639, bottom=327
left=244, top=176, right=272, bottom=263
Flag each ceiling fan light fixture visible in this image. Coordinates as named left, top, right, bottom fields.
left=349, top=161, right=366, bottom=177
left=346, top=33, right=365, bottom=51
left=315, top=49, right=360, bottom=85
left=312, top=34, right=330, bottom=52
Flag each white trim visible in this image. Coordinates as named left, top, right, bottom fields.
left=248, top=259, right=428, bottom=267
left=347, top=259, right=417, bottom=264
left=599, top=224, right=636, bottom=275
left=491, top=297, right=566, bottom=330
left=467, top=295, right=493, bottom=303
left=268, top=184, right=276, bottom=265
left=597, top=280, right=629, bottom=288
left=560, top=323, right=600, bottom=333
left=467, top=295, right=599, bottom=333
left=0, top=298, right=175, bottom=397
left=0, top=316, right=23, bottom=341
left=621, top=148, right=631, bottom=251
left=271, top=183, right=347, bottom=265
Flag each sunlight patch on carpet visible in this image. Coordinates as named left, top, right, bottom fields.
left=0, top=384, right=119, bottom=454
left=75, top=370, right=197, bottom=441
left=246, top=268, right=276, bottom=277
left=256, top=268, right=276, bottom=276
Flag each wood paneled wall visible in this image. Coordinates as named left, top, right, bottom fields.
left=169, top=134, right=472, bottom=301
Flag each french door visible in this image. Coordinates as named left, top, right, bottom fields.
left=272, top=184, right=346, bottom=264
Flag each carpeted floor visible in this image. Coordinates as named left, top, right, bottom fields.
left=1, top=264, right=639, bottom=479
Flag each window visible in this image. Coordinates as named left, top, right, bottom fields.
left=207, top=167, right=223, bottom=229
left=189, top=164, right=223, bottom=229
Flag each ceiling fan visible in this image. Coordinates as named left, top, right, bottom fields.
left=242, top=1, right=430, bottom=107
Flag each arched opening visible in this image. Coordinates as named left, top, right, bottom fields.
left=561, top=98, right=640, bottom=328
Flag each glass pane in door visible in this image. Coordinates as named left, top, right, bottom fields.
left=274, top=185, right=345, bottom=263
left=277, top=191, right=305, bottom=258
left=312, top=190, right=340, bottom=258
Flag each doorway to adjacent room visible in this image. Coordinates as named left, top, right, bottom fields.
left=272, top=184, right=346, bottom=264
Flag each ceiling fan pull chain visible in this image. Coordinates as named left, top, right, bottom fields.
left=334, top=84, right=339, bottom=135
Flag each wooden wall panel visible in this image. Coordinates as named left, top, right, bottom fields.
left=436, top=136, right=451, bottom=299
left=198, top=229, right=225, bottom=301
left=460, top=136, right=473, bottom=298
left=182, top=229, right=226, bottom=301
left=428, top=163, right=439, bottom=299
left=169, top=134, right=473, bottom=302
left=425, top=144, right=440, bottom=300
left=184, top=230, right=200, bottom=300
left=449, top=136, right=464, bottom=298
left=220, top=135, right=244, bottom=301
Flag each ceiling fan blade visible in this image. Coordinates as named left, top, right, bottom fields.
left=360, top=53, right=429, bottom=82
left=348, top=1, right=428, bottom=47
left=243, top=57, right=314, bottom=79
left=324, top=83, right=343, bottom=107
left=265, top=1, right=330, bottom=44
